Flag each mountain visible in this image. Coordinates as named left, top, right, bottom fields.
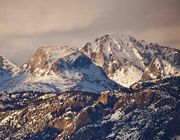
left=0, top=33, right=180, bottom=140
left=0, top=56, right=19, bottom=84
left=0, top=46, right=121, bottom=93
left=1, top=34, right=179, bottom=92
left=0, top=76, right=179, bottom=140
left=80, top=34, right=180, bottom=87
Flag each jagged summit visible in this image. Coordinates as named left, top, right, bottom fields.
left=22, top=46, right=77, bottom=74
left=80, top=34, right=180, bottom=87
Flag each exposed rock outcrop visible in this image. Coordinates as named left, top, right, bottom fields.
left=0, top=76, right=179, bottom=140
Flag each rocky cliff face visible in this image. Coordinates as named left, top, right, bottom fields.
left=80, top=34, right=180, bottom=87
left=141, top=57, right=179, bottom=81
left=0, top=76, right=179, bottom=140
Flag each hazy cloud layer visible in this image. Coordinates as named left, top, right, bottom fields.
left=0, top=0, right=180, bottom=64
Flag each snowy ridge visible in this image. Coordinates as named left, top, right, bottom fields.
left=0, top=46, right=121, bottom=93
left=0, top=56, right=20, bottom=84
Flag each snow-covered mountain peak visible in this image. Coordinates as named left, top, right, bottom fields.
left=81, top=34, right=145, bottom=68
left=23, top=46, right=78, bottom=75
left=80, top=33, right=180, bottom=87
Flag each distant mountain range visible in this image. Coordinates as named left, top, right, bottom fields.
left=0, top=34, right=179, bottom=140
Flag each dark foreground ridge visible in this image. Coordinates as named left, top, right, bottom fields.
left=0, top=76, right=179, bottom=140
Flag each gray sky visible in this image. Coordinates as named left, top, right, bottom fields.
left=0, top=0, right=180, bottom=65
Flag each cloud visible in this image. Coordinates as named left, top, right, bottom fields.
left=83, top=0, right=180, bottom=32
left=0, top=0, right=101, bottom=37
left=136, top=25, right=180, bottom=49
left=0, top=38, right=37, bottom=64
